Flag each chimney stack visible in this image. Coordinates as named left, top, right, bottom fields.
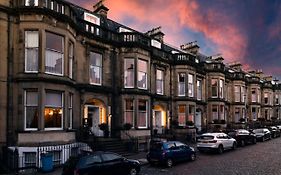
left=93, top=0, right=109, bottom=17
left=145, top=26, right=165, bottom=42
left=180, top=41, right=200, bottom=55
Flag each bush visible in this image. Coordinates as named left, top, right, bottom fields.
left=186, top=120, right=194, bottom=126
left=98, top=123, right=108, bottom=131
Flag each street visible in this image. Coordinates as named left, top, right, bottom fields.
left=140, top=137, right=281, bottom=175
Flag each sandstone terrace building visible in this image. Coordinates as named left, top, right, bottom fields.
left=0, top=0, right=281, bottom=169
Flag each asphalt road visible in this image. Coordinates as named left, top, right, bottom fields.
left=140, top=137, right=281, bottom=175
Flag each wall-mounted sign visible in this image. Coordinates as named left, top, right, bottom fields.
left=84, top=12, right=100, bottom=26
left=151, top=39, right=161, bottom=49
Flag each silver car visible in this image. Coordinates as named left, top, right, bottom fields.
left=197, top=133, right=237, bottom=154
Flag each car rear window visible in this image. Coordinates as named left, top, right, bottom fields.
left=200, top=135, right=214, bottom=140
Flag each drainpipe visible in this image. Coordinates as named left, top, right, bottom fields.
left=110, top=48, right=117, bottom=137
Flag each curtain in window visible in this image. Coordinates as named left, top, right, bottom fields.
left=138, top=100, right=147, bottom=128
left=44, top=92, right=63, bottom=128
left=25, top=91, right=38, bottom=129
left=45, top=50, right=63, bottom=74
left=25, top=31, right=38, bottom=72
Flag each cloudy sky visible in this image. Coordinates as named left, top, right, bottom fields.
left=67, top=0, right=281, bottom=79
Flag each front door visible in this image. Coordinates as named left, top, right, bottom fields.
left=88, top=106, right=103, bottom=136
left=195, top=111, right=202, bottom=132
left=153, top=110, right=162, bottom=134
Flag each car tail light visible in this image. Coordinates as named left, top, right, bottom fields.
left=74, top=169, right=80, bottom=175
left=209, top=140, right=217, bottom=143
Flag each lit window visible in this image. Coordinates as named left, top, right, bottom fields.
left=178, top=73, right=185, bottom=96
left=25, top=31, right=39, bottom=72
left=124, top=99, right=134, bottom=126
left=124, top=59, right=134, bottom=88
left=24, top=91, right=38, bottom=130
left=137, top=59, right=147, bottom=89
left=197, top=80, right=202, bottom=100
left=89, top=52, right=102, bottom=85
left=25, top=0, right=38, bottom=6
left=178, top=105, right=186, bottom=126
left=188, top=105, right=194, bottom=122
left=44, top=91, right=63, bottom=130
left=156, top=69, right=164, bottom=95
left=211, top=79, right=218, bottom=97
left=68, top=42, right=74, bottom=79
left=45, top=32, right=64, bottom=75
left=188, top=74, right=194, bottom=97
left=138, top=100, right=148, bottom=128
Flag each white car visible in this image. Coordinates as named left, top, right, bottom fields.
left=197, top=133, right=237, bottom=154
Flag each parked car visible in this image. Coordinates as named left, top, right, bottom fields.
left=267, top=126, right=281, bottom=138
left=62, top=151, right=140, bottom=175
left=252, top=128, right=271, bottom=142
left=197, top=133, right=237, bottom=154
left=147, top=140, right=196, bottom=167
left=227, top=129, right=257, bottom=146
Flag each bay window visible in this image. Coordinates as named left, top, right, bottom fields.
left=234, top=86, right=240, bottom=102
left=90, top=52, right=102, bottom=85
left=124, top=59, right=135, bottom=88
left=124, top=99, right=134, bottom=126
left=178, top=73, right=185, bottom=96
left=241, top=86, right=245, bottom=103
left=188, top=74, right=194, bottom=97
left=264, top=93, right=268, bottom=104
left=24, top=91, right=38, bottom=130
left=178, top=105, right=186, bottom=126
left=252, top=89, right=257, bottom=102
left=137, top=59, right=148, bottom=89
left=45, top=32, right=64, bottom=75
left=25, top=0, right=38, bottom=6
left=156, top=69, right=164, bottom=95
left=219, top=79, right=224, bottom=98
left=212, top=105, right=218, bottom=121
left=138, top=100, right=148, bottom=128
left=44, top=91, right=63, bottom=129
left=68, top=93, right=73, bottom=129
left=25, top=31, right=39, bottom=72
left=211, top=79, right=218, bottom=97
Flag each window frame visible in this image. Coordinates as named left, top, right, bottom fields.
left=178, top=73, right=186, bottom=96
left=188, top=74, right=194, bottom=97
left=68, top=93, right=73, bottom=129
left=25, top=30, right=39, bottom=73
left=219, top=79, right=224, bottom=98
left=44, top=91, right=64, bottom=130
left=124, top=58, right=135, bottom=88
left=25, top=0, right=38, bottom=6
left=137, top=100, right=148, bottom=128
left=211, top=79, right=218, bottom=98
left=197, top=79, right=202, bottom=100
left=156, top=69, right=164, bottom=95
left=45, top=31, right=64, bottom=76
left=178, top=104, right=186, bottom=126
left=89, top=52, right=103, bottom=86
left=24, top=90, right=39, bottom=131
left=68, top=41, right=74, bottom=79
left=137, top=59, right=148, bottom=90
left=124, top=99, right=134, bottom=127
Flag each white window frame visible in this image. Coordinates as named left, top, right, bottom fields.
left=89, top=52, right=102, bottom=86
left=44, top=91, right=64, bottom=131
left=188, top=74, right=194, bottom=97
left=178, top=73, right=185, bottom=96
left=219, top=79, right=224, bottom=98
left=138, top=100, right=148, bottom=128
left=24, top=90, right=38, bottom=131
left=234, top=85, right=240, bottom=102
left=156, top=69, right=164, bottom=95
left=241, top=86, right=245, bottom=103
left=137, top=59, right=148, bottom=90
left=45, top=32, right=64, bottom=76
left=68, top=42, right=74, bottom=79
left=25, top=31, right=39, bottom=73
left=124, top=58, right=135, bottom=88
left=197, top=79, right=202, bottom=100
left=124, top=99, right=134, bottom=127
left=212, top=105, right=218, bottom=121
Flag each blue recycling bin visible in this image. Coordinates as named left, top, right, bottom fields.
left=41, top=153, right=53, bottom=172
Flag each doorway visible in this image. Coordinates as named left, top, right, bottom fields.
left=153, top=110, right=163, bottom=134
left=195, top=109, right=202, bottom=132
left=87, top=105, right=103, bottom=136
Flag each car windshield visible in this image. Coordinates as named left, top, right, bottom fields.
left=200, top=135, right=214, bottom=140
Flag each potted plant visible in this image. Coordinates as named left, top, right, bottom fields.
left=98, top=123, right=109, bottom=138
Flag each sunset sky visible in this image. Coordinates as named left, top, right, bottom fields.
left=67, top=0, right=281, bottom=80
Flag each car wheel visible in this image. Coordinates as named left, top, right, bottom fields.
left=190, top=153, right=196, bottom=161
left=166, top=159, right=173, bottom=168
left=252, top=138, right=257, bottom=144
left=129, top=167, right=138, bottom=175
left=241, top=140, right=245, bottom=147
left=232, top=142, right=237, bottom=150
left=217, top=145, right=224, bottom=154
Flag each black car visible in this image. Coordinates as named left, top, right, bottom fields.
left=228, top=129, right=257, bottom=146
left=252, top=128, right=271, bottom=142
left=62, top=151, right=140, bottom=175
left=267, top=126, right=281, bottom=138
